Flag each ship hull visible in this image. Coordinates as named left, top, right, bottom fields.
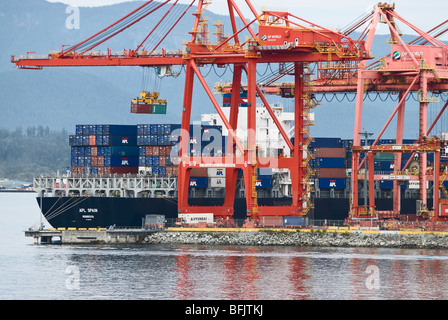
left=37, top=196, right=294, bottom=228
left=37, top=195, right=429, bottom=229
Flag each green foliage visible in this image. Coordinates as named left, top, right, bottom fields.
left=0, top=126, right=69, bottom=181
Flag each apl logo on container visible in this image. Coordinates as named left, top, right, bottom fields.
left=121, top=158, right=129, bottom=165
left=215, top=178, right=224, bottom=185
left=329, top=180, right=336, bottom=187
left=392, top=51, right=401, bottom=60
left=255, top=180, right=262, bottom=187
left=190, top=180, right=197, bottom=187
left=216, top=169, right=224, bottom=176
left=122, top=138, right=129, bottom=144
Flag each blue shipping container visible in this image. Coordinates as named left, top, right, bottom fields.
left=100, top=135, right=137, bottom=146
left=104, top=156, right=139, bottom=167
left=103, top=146, right=139, bottom=156
left=318, top=178, right=346, bottom=189
left=255, top=177, right=273, bottom=188
left=311, top=158, right=346, bottom=168
left=310, top=137, right=342, bottom=148
left=284, top=216, right=306, bottom=227
left=101, top=125, right=137, bottom=135
left=189, top=177, right=208, bottom=188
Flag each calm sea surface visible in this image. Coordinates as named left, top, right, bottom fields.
left=2, top=192, right=448, bottom=301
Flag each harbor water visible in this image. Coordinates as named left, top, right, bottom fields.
left=2, top=193, right=448, bottom=300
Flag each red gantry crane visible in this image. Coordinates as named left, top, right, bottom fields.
left=215, top=3, right=448, bottom=223
left=12, top=0, right=372, bottom=221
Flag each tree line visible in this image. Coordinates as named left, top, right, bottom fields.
left=0, top=126, right=70, bottom=182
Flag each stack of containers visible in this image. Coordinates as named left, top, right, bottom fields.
left=69, top=125, right=139, bottom=175
left=137, top=124, right=224, bottom=178
left=310, top=138, right=347, bottom=189
left=137, top=123, right=180, bottom=177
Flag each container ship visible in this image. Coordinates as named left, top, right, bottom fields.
left=34, top=104, right=444, bottom=229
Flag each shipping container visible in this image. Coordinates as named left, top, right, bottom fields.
left=318, top=178, right=346, bottom=189
left=102, top=146, right=139, bottom=157
left=258, top=168, right=273, bottom=176
left=260, top=216, right=284, bottom=228
left=314, top=168, right=346, bottom=178
left=166, top=166, right=177, bottom=176
left=88, top=135, right=96, bottom=146
left=153, top=166, right=166, bottom=177
left=131, top=104, right=152, bottom=114
left=283, top=216, right=306, bottom=227
left=104, top=156, right=139, bottom=167
left=374, top=160, right=394, bottom=171
left=101, top=125, right=137, bottom=135
left=190, top=168, right=208, bottom=177
left=210, top=177, right=225, bottom=188
left=313, top=147, right=346, bottom=158
left=99, top=135, right=137, bottom=146
left=255, top=177, right=273, bottom=188
left=310, top=158, right=346, bottom=168
left=152, top=104, right=167, bottom=114
left=178, top=213, right=214, bottom=224
left=207, top=168, right=226, bottom=177
left=374, top=153, right=395, bottom=161
left=310, top=137, right=342, bottom=148
left=98, top=166, right=138, bottom=174
left=189, top=177, right=208, bottom=188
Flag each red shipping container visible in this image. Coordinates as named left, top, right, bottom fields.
left=146, top=146, right=153, bottom=156
left=89, top=135, right=96, bottom=146
left=91, top=156, right=98, bottom=167
left=153, top=146, right=159, bottom=156
left=190, top=168, right=207, bottom=177
left=97, top=156, right=104, bottom=167
left=91, top=147, right=98, bottom=156
left=109, top=166, right=138, bottom=174
left=260, top=216, right=284, bottom=228
left=166, top=166, right=178, bottom=176
left=131, top=103, right=152, bottom=114
left=313, top=147, right=346, bottom=158
left=314, top=168, right=346, bottom=178
left=159, top=156, right=166, bottom=167
left=165, top=146, right=171, bottom=156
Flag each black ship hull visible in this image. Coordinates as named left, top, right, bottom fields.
left=37, top=195, right=427, bottom=229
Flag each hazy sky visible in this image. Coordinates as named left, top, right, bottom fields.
left=46, top=0, right=448, bottom=38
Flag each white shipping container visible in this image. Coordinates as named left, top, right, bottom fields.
left=178, top=213, right=214, bottom=224
left=138, top=166, right=152, bottom=175
left=408, top=181, right=429, bottom=189
left=207, top=168, right=226, bottom=177
left=210, top=177, right=225, bottom=187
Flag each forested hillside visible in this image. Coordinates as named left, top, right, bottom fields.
left=0, top=127, right=69, bottom=181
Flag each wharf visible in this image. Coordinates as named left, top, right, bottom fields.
left=25, top=228, right=159, bottom=244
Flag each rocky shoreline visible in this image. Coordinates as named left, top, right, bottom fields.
left=143, top=230, right=448, bottom=249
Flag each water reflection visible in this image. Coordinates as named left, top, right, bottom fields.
left=170, top=246, right=448, bottom=300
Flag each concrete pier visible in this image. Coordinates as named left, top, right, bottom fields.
left=25, top=228, right=159, bottom=244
